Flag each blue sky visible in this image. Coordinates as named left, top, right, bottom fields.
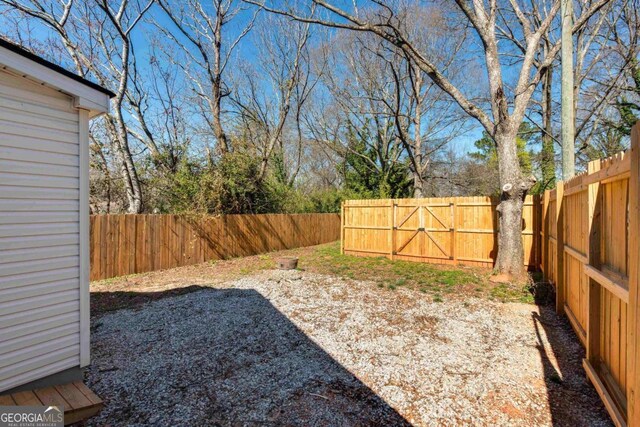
left=0, top=0, right=522, bottom=157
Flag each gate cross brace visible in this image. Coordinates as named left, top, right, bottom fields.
left=394, top=228, right=452, bottom=259
left=392, top=204, right=454, bottom=259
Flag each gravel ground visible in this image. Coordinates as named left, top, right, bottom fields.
left=86, top=270, right=612, bottom=426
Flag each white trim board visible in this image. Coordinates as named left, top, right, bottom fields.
left=0, top=46, right=110, bottom=116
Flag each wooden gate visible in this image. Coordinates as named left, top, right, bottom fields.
left=341, top=196, right=539, bottom=268
left=393, top=202, right=454, bottom=261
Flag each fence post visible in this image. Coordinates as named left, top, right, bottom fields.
left=586, top=159, right=601, bottom=364
left=627, top=122, right=640, bottom=426
left=451, top=200, right=457, bottom=264
left=389, top=199, right=395, bottom=260
left=542, top=190, right=550, bottom=280
left=340, top=202, right=345, bottom=255
left=555, top=181, right=565, bottom=315
left=533, top=194, right=541, bottom=269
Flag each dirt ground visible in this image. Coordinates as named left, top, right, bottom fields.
left=87, top=248, right=612, bottom=426
left=90, top=242, right=535, bottom=317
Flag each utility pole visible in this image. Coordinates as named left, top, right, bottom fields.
left=561, top=0, right=575, bottom=180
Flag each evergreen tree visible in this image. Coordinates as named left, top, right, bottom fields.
left=609, top=59, right=640, bottom=136
left=341, top=122, right=412, bottom=199
left=468, top=123, right=537, bottom=195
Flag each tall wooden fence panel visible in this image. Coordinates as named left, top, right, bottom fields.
left=563, top=175, right=590, bottom=345
left=90, top=213, right=340, bottom=281
left=341, top=195, right=540, bottom=268
left=541, top=189, right=559, bottom=287
left=540, top=122, right=640, bottom=426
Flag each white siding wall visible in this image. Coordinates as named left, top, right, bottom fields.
left=0, top=69, right=82, bottom=392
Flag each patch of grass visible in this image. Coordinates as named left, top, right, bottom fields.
left=433, top=294, right=443, bottom=303
left=294, top=241, right=538, bottom=302
left=489, top=282, right=535, bottom=304
left=434, top=270, right=477, bottom=287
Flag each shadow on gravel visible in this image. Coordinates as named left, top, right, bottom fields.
left=88, top=287, right=411, bottom=426
left=91, top=285, right=207, bottom=316
left=530, top=283, right=613, bottom=427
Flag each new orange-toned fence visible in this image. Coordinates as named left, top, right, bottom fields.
left=540, top=123, right=640, bottom=427
left=341, top=195, right=541, bottom=268
left=90, top=213, right=340, bottom=280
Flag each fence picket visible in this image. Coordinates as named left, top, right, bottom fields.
left=89, top=213, right=340, bottom=281
left=627, top=124, right=640, bottom=426
left=538, top=121, right=639, bottom=426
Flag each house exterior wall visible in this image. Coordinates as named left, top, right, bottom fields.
left=0, top=68, right=87, bottom=392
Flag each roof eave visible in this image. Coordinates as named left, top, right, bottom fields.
left=0, top=40, right=113, bottom=117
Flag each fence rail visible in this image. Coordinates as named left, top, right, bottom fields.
left=540, top=123, right=640, bottom=427
left=90, top=213, right=340, bottom=281
left=341, top=195, right=540, bottom=268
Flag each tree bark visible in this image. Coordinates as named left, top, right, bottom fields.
left=413, top=173, right=424, bottom=198
left=541, top=68, right=556, bottom=190
left=211, top=81, right=229, bottom=155
left=412, top=67, right=424, bottom=198
left=211, top=6, right=229, bottom=155
left=104, top=114, right=143, bottom=213
left=494, top=128, right=535, bottom=277
left=112, top=40, right=143, bottom=213
left=561, top=0, right=576, bottom=180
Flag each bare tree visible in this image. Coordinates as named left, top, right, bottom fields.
left=248, top=0, right=611, bottom=278
left=302, top=32, right=409, bottom=197
left=127, top=43, right=192, bottom=174
left=2, top=0, right=153, bottom=213
left=302, top=9, right=469, bottom=199
left=95, top=0, right=153, bottom=213
left=0, top=0, right=82, bottom=69
left=383, top=5, right=471, bottom=197
left=157, top=0, right=258, bottom=159
left=525, top=1, right=634, bottom=176
left=232, top=13, right=315, bottom=182
left=573, top=1, right=631, bottom=158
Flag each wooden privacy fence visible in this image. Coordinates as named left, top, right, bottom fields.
left=341, top=195, right=540, bottom=268
left=90, top=213, right=340, bottom=281
left=540, top=123, right=640, bottom=427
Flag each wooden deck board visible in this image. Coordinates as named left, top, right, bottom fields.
left=71, top=381, right=102, bottom=406
left=0, top=394, right=16, bottom=405
left=55, top=383, right=92, bottom=409
left=0, top=382, right=103, bottom=426
left=33, top=386, right=69, bottom=408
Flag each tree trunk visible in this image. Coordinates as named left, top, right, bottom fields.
left=211, top=80, right=229, bottom=154
left=109, top=37, right=143, bottom=214
left=561, top=0, right=576, bottom=180
left=105, top=114, right=143, bottom=214
left=412, top=67, right=424, bottom=199
left=494, top=128, right=534, bottom=278
left=116, top=135, right=143, bottom=214
left=212, top=4, right=229, bottom=155
left=541, top=68, right=556, bottom=190
left=413, top=173, right=424, bottom=198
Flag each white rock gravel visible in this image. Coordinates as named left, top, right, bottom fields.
left=86, top=270, right=612, bottom=426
